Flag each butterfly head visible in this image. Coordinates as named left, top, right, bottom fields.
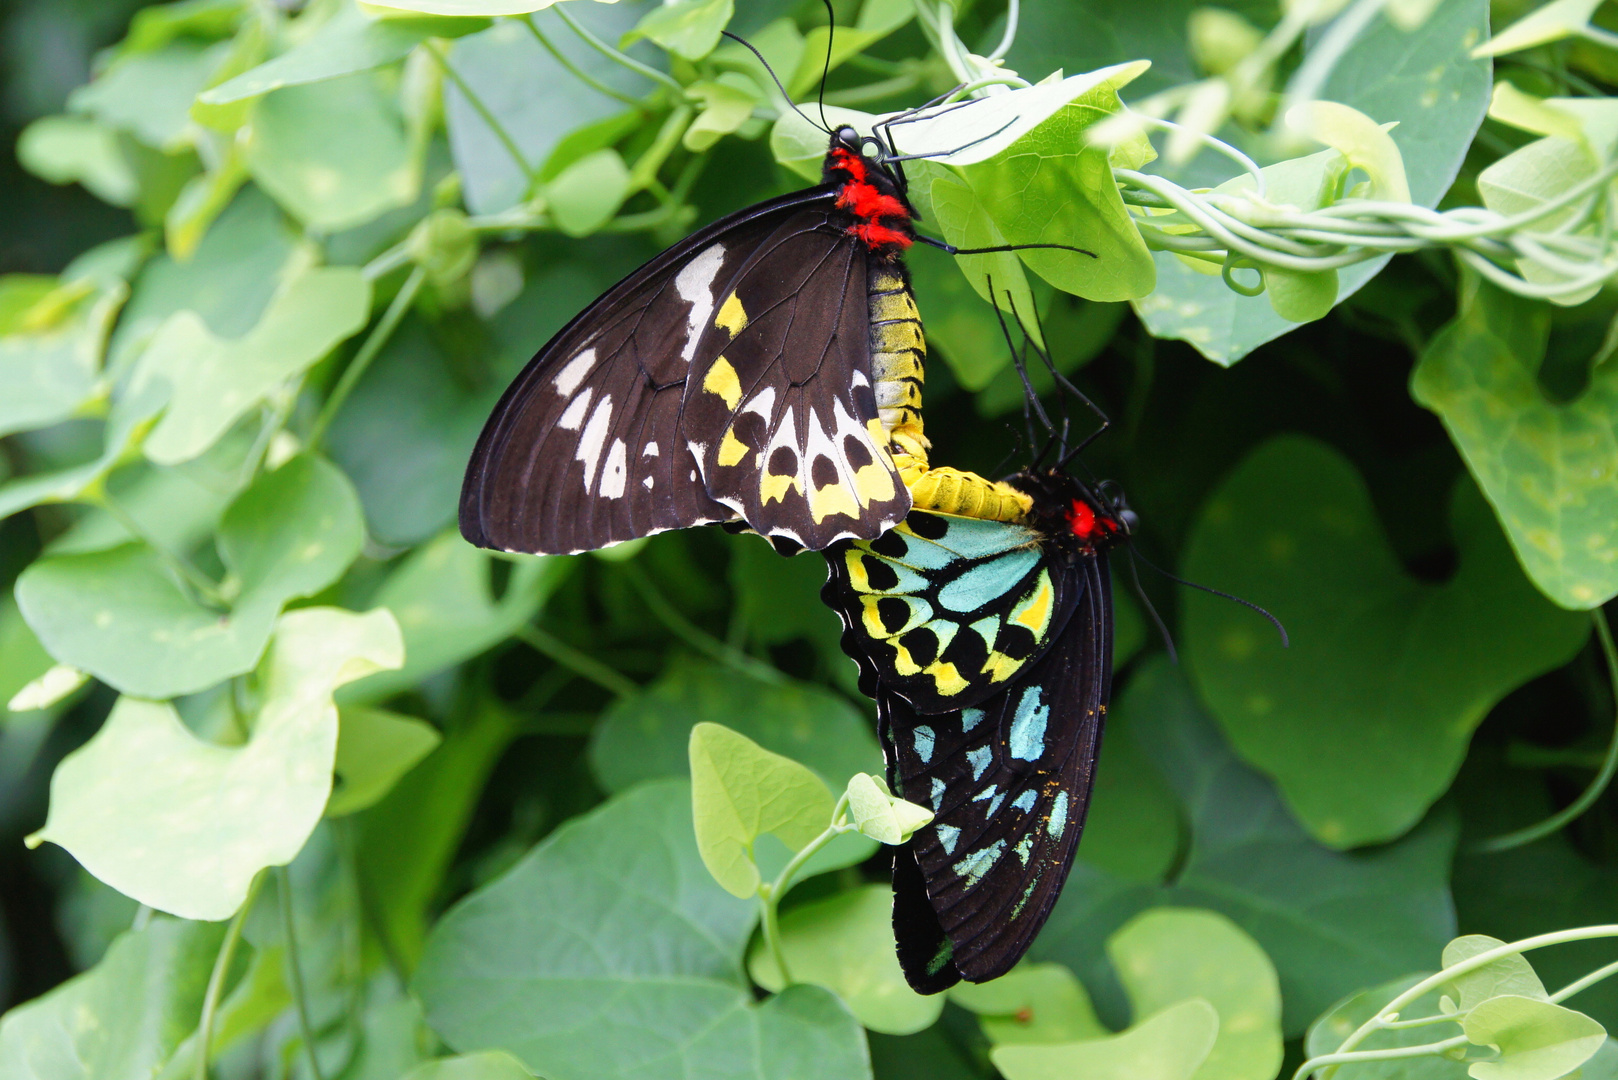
left=1015, top=470, right=1132, bottom=553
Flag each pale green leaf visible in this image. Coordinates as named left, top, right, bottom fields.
left=1471, top=0, right=1605, bottom=56
left=17, top=115, right=138, bottom=205
left=769, top=105, right=876, bottom=183
left=545, top=147, right=630, bottom=237
left=244, top=71, right=419, bottom=231
left=845, top=773, right=933, bottom=845
left=627, top=0, right=731, bottom=60
left=68, top=41, right=227, bottom=151
left=689, top=721, right=834, bottom=898
left=401, top=1052, right=534, bottom=1080
left=1262, top=266, right=1339, bottom=323
left=327, top=706, right=442, bottom=816
left=364, top=0, right=617, bottom=14
left=17, top=455, right=368, bottom=698
left=29, top=606, right=402, bottom=920
left=1464, top=996, right=1606, bottom=1080
left=1108, top=908, right=1283, bottom=1080
left=1285, top=101, right=1411, bottom=202
left=129, top=266, right=369, bottom=464
left=1303, top=975, right=1467, bottom=1080
left=684, top=76, right=759, bottom=152
left=749, top=883, right=945, bottom=1035
left=7, top=665, right=88, bottom=713
left=991, top=999, right=1220, bottom=1080
left=0, top=598, right=57, bottom=718
left=1443, top=936, right=1550, bottom=1012
left=948, top=963, right=1107, bottom=1045
left=0, top=275, right=125, bottom=438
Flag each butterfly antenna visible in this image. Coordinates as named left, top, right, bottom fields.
left=817, top=0, right=834, bottom=132
left=1130, top=547, right=1290, bottom=648
left=1124, top=549, right=1178, bottom=664
left=720, top=30, right=831, bottom=136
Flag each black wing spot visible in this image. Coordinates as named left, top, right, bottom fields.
left=877, top=597, right=912, bottom=634
left=940, top=630, right=989, bottom=676
left=863, top=557, right=899, bottom=592
left=908, top=512, right=949, bottom=540
left=843, top=435, right=874, bottom=470
left=996, top=624, right=1039, bottom=661
left=870, top=531, right=909, bottom=558
left=768, top=445, right=798, bottom=475
left=900, top=627, right=939, bottom=666
left=811, top=455, right=840, bottom=489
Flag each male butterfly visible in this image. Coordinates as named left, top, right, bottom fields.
left=819, top=321, right=1133, bottom=993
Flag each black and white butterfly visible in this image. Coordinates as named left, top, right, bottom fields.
left=459, top=118, right=937, bottom=556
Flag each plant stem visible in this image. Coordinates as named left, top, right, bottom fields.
left=522, top=15, right=647, bottom=108
left=757, top=794, right=852, bottom=988
left=515, top=624, right=639, bottom=698
left=621, top=562, right=784, bottom=684
left=425, top=40, right=536, bottom=185
left=100, top=493, right=228, bottom=608
left=308, top=266, right=425, bottom=452
left=1554, top=957, right=1618, bottom=1003
left=278, top=867, right=325, bottom=1080
left=195, top=870, right=267, bottom=1080
left=552, top=4, right=686, bottom=99
left=627, top=104, right=694, bottom=196
left=1476, top=608, right=1618, bottom=852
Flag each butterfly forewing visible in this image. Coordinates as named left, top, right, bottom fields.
left=888, top=552, right=1110, bottom=988
left=460, top=188, right=908, bottom=554
left=685, top=211, right=908, bottom=550
left=822, top=510, right=1077, bottom=712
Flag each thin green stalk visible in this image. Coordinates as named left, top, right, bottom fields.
left=552, top=5, right=685, bottom=99
left=758, top=794, right=852, bottom=987
left=515, top=624, right=639, bottom=698
left=362, top=240, right=413, bottom=282
left=621, top=562, right=784, bottom=684
left=1301, top=1034, right=1471, bottom=1074
left=823, top=73, right=927, bottom=106
left=1554, top=957, right=1618, bottom=1003
left=278, top=867, right=325, bottom=1080
left=100, top=494, right=227, bottom=608
left=523, top=15, right=646, bottom=108
left=425, top=40, right=536, bottom=184
left=1477, top=608, right=1618, bottom=852
left=196, top=871, right=267, bottom=1080
left=627, top=104, right=694, bottom=196
left=308, top=266, right=425, bottom=451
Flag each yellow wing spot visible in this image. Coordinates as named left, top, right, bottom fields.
left=852, top=461, right=896, bottom=503
left=703, top=356, right=743, bottom=410
left=717, top=425, right=750, bottom=467
left=809, top=480, right=862, bottom=523
left=1010, top=575, right=1054, bottom=635
left=715, top=292, right=748, bottom=337
left=983, top=651, right=1025, bottom=683
left=924, top=660, right=969, bottom=697
left=760, top=471, right=800, bottom=505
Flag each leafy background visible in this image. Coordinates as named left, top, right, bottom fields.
left=1, top=0, right=1618, bottom=1078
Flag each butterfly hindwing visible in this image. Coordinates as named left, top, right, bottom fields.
left=822, top=510, right=1077, bottom=712
left=882, top=549, right=1111, bottom=990
left=460, top=189, right=907, bottom=554
left=685, top=211, right=907, bottom=550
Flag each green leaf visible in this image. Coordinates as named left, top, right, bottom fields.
left=1472, top=0, right=1605, bottom=56
left=589, top=657, right=881, bottom=794
left=0, top=274, right=125, bottom=438
left=130, top=265, right=370, bottom=465
left=244, top=72, right=419, bottom=231
left=202, top=5, right=491, bottom=103
left=401, top=1052, right=535, bottom=1080
left=364, top=0, right=595, bottom=13
left=896, top=64, right=1157, bottom=305
left=1076, top=698, right=1181, bottom=883
left=415, top=779, right=872, bottom=1080
left=0, top=598, right=58, bottom=718
left=444, top=8, right=658, bottom=214
left=327, top=706, right=442, bottom=816
left=769, top=104, right=875, bottom=183
left=1304, top=975, right=1468, bottom=1080
left=684, top=76, right=760, bottom=152
left=991, top=999, right=1220, bottom=1080
left=689, top=720, right=834, bottom=898
left=1107, top=908, right=1282, bottom=1080
left=627, top=0, right=732, bottom=61
left=1464, top=995, right=1606, bottom=1080
left=31, top=606, right=401, bottom=920
left=845, top=773, right=932, bottom=845
left=17, top=455, right=367, bottom=699
left=0, top=918, right=223, bottom=1080
left=1181, top=436, right=1588, bottom=846
left=68, top=41, right=226, bottom=151
left=1134, top=0, right=1490, bottom=363
left=748, top=883, right=945, bottom=1035
left=948, top=963, right=1108, bottom=1045
left=17, top=115, right=138, bottom=206
left=1443, top=935, right=1550, bottom=1012
left=342, top=531, right=570, bottom=703
left=545, top=147, right=630, bottom=237
left=1037, top=658, right=1459, bottom=1034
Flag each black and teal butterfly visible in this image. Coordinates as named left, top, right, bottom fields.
left=460, top=119, right=940, bottom=557
left=821, top=430, right=1132, bottom=992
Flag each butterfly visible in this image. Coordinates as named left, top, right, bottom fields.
left=460, top=119, right=937, bottom=557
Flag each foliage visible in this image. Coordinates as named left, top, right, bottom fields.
left=4, top=0, right=1618, bottom=1078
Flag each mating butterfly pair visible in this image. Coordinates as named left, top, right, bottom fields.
left=459, top=119, right=1130, bottom=992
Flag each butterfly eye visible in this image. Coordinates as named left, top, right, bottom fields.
left=859, top=136, right=886, bottom=160
left=835, top=125, right=860, bottom=146
left=1118, top=508, right=1139, bottom=534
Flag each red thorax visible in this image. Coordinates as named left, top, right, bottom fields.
left=829, top=147, right=913, bottom=252
left=1066, top=498, right=1119, bottom=542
